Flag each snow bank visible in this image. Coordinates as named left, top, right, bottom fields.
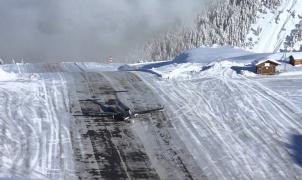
left=159, top=63, right=203, bottom=80
left=173, top=46, right=252, bottom=64
left=0, top=68, right=17, bottom=81
left=278, top=71, right=302, bottom=76
left=156, top=60, right=251, bottom=80
left=121, top=46, right=302, bottom=80
left=120, top=46, right=255, bottom=71
left=206, top=60, right=244, bottom=68
left=241, top=70, right=257, bottom=77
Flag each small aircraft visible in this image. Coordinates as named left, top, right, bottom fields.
left=75, top=97, right=164, bottom=122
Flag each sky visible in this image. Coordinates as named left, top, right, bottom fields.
left=0, top=0, right=208, bottom=63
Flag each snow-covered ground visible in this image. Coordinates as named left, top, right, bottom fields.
left=1, top=46, right=302, bottom=179
left=245, top=0, right=302, bottom=52
left=122, top=46, right=302, bottom=79
left=1, top=1, right=302, bottom=179
left=0, top=63, right=202, bottom=179
left=0, top=71, right=77, bottom=179
left=139, top=71, right=302, bottom=179
left=125, top=46, right=302, bottom=179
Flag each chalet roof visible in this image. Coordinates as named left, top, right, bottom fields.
left=255, top=59, right=281, bottom=66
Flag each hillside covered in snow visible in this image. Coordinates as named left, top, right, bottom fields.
left=142, top=0, right=302, bottom=62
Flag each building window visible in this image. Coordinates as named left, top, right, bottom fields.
left=265, top=63, right=270, bottom=67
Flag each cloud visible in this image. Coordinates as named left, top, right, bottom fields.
left=0, top=0, right=207, bottom=63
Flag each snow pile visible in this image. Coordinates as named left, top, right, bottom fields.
left=157, top=63, right=203, bottom=80
left=173, top=46, right=252, bottom=64
left=0, top=68, right=17, bottom=81
left=200, top=61, right=245, bottom=77
left=206, top=60, right=244, bottom=69
left=241, top=70, right=257, bottom=77
left=121, top=47, right=259, bottom=79
left=122, top=46, right=302, bottom=80
left=148, top=60, right=250, bottom=80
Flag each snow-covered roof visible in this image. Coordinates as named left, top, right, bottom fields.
left=255, top=59, right=281, bottom=66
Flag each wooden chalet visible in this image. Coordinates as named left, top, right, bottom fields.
left=255, top=59, right=280, bottom=75
left=289, top=55, right=302, bottom=66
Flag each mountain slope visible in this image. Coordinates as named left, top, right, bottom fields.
left=245, top=0, right=302, bottom=52
left=141, top=0, right=302, bottom=62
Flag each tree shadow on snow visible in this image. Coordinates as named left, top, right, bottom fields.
left=288, top=134, right=302, bottom=166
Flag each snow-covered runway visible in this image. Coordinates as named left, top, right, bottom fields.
left=0, top=63, right=202, bottom=179
left=1, top=60, right=302, bottom=179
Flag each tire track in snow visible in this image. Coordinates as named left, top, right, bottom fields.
left=0, top=82, right=48, bottom=178
left=219, top=68, right=302, bottom=177
left=0, top=73, right=77, bottom=179
left=234, top=77, right=302, bottom=129
left=140, top=69, right=302, bottom=179
left=141, top=78, right=229, bottom=180
left=218, top=78, right=299, bottom=178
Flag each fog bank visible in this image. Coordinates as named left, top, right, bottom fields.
left=0, top=0, right=209, bottom=63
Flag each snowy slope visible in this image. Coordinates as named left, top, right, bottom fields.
left=129, top=46, right=302, bottom=179
left=245, top=0, right=302, bottom=52
left=138, top=69, right=302, bottom=179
